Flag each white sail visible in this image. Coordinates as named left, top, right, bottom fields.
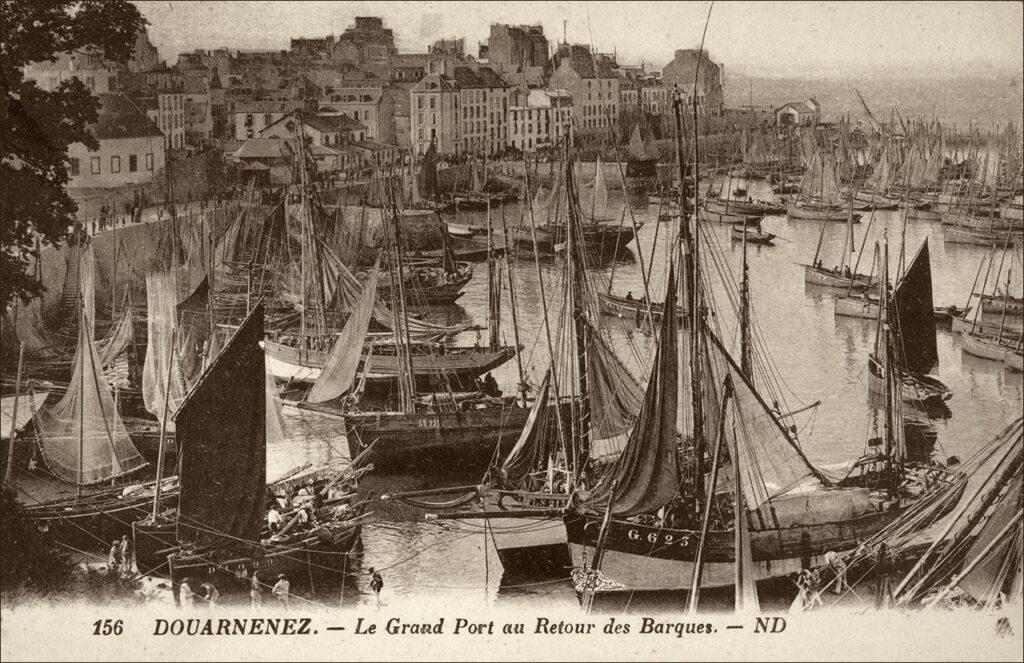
left=305, top=264, right=381, bottom=403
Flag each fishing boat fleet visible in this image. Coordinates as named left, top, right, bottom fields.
left=2, top=87, right=1021, bottom=614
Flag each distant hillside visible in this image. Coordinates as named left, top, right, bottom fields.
left=722, top=74, right=1024, bottom=130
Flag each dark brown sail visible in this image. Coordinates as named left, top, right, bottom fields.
left=580, top=265, right=679, bottom=517
left=174, top=303, right=266, bottom=548
left=891, top=239, right=938, bottom=373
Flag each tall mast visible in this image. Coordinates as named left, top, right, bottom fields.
left=564, top=142, right=591, bottom=482
left=740, top=233, right=752, bottom=378
left=498, top=201, right=528, bottom=403
left=486, top=199, right=501, bottom=348
left=387, top=182, right=416, bottom=413
left=296, top=114, right=310, bottom=342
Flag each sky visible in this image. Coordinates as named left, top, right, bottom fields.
left=135, top=1, right=1024, bottom=78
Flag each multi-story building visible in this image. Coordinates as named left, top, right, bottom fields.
left=128, top=29, right=162, bottom=73
left=508, top=89, right=572, bottom=152
left=317, top=85, right=395, bottom=144
left=129, top=90, right=187, bottom=150
left=486, top=24, right=549, bottom=69
left=452, top=66, right=509, bottom=155
left=662, top=49, right=724, bottom=116
left=67, top=93, right=165, bottom=188
left=23, top=51, right=115, bottom=94
left=548, top=44, right=621, bottom=133
left=640, top=82, right=668, bottom=114
left=231, top=99, right=306, bottom=140
left=336, top=16, right=396, bottom=69
left=429, top=38, right=465, bottom=58
left=410, top=72, right=459, bottom=155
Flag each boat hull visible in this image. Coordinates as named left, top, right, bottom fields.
left=787, top=204, right=862, bottom=223
left=265, top=340, right=517, bottom=391
left=698, top=208, right=761, bottom=226
left=481, top=490, right=571, bottom=577
left=803, top=265, right=876, bottom=290
left=343, top=403, right=534, bottom=471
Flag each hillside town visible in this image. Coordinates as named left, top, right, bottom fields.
left=3, top=4, right=1022, bottom=660
left=22, top=16, right=824, bottom=220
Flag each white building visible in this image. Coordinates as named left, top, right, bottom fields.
left=23, top=51, right=114, bottom=94
left=509, top=90, right=572, bottom=152
left=231, top=100, right=306, bottom=140
left=67, top=94, right=165, bottom=188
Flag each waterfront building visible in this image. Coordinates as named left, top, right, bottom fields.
left=410, top=71, right=459, bottom=155
left=508, top=89, right=572, bottom=152
left=775, top=99, right=821, bottom=127
left=66, top=93, right=165, bottom=188
left=548, top=44, right=621, bottom=132
left=128, top=90, right=187, bottom=150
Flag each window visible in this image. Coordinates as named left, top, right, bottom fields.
left=90, top=156, right=101, bottom=174
left=70, top=158, right=80, bottom=176
left=145, top=153, right=154, bottom=171
left=129, top=155, right=137, bottom=172
left=430, top=97, right=435, bottom=109
left=110, top=156, right=121, bottom=173
left=264, top=113, right=272, bottom=125
left=417, top=97, right=423, bottom=109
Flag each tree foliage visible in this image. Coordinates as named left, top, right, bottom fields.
left=0, top=486, right=76, bottom=598
left=1, top=0, right=146, bottom=308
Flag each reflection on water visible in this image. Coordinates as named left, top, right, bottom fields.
left=271, top=177, right=1022, bottom=609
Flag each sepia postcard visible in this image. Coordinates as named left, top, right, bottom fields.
left=1, top=1, right=1022, bottom=660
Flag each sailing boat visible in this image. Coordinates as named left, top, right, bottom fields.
left=866, top=238, right=952, bottom=408
left=961, top=254, right=1024, bottom=365
left=564, top=87, right=962, bottom=610
left=507, top=152, right=638, bottom=257
left=788, top=150, right=863, bottom=222
left=326, top=197, right=528, bottom=472
left=802, top=193, right=877, bottom=289
left=148, top=303, right=366, bottom=590
left=20, top=248, right=154, bottom=547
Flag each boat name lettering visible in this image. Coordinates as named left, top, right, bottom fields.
left=626, top=529, right=692, bottom=546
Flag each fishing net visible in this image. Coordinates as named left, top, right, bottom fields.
left=36, top=318, right=147, bottom=484
left=142, top=270, right=187, bottom=423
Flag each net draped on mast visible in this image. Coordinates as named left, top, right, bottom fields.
left=142, top=270, right=187, bottom=426
left=36, top=313, right=147, bottom=484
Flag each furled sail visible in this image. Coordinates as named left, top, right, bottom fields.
left=36, top=313, right=147, bottom=484
left=175, top=303, right=266, bottom=548
left=306, top=263, right=380, bottom=403
left=580, top=266, right=679, bottom=517
left=586, top=322, right=643, bottom=443
left=142, top=270, right=187, bottom=422
left=890, top=239, right=938, bottom=373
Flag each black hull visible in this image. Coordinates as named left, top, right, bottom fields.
left=496, top=543, right=572, bottom=579
left=132, top=520, right=177, bottom=577
left=168, top=525, right=362, bottom=592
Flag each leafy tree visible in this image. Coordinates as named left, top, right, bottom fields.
left=0, top=486, right=76, bottom=598
left=1, top=0, right=146, bottom=308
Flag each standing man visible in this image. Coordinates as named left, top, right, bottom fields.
left=119, top=535, right=132, bottom=575
left=272, top=574, right=291, bottom=608
left=368, top=567, right=383, bottom=607
left=250, top=571, right=263, bottom=608
left=108, top=540, right=122, bottom=576
left=179, top=577, right=195, bottom=609
left=201, top=582, right=220, bottom=608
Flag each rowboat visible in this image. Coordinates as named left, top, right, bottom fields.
left=729, top=226, right=775, bottom=245
left=802, top=264, right=876, bottom=289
